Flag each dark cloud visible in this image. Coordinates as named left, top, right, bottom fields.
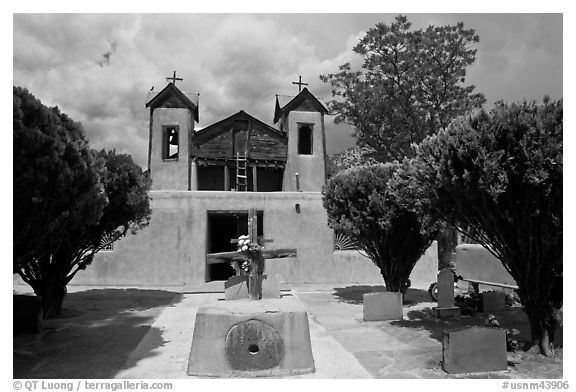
left=13, top=14, right=562, bottom=168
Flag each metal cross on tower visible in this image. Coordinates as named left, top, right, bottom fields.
left=166, top=70, right=183, bottom=85
left=292, top=75, right=308, bottom=92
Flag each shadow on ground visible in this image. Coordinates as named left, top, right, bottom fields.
left=14, top=288, right=182, bottom=379
left=332, top=285, right=431, bottom=306
left=390, top=306, right=532, bottom=344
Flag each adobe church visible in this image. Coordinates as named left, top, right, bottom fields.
left=71, top=74, right=436, bottom=288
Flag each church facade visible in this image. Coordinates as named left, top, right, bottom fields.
left=70, top=78, right=436, bottom=288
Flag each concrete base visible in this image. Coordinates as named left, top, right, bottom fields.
left=187, top=296, right=315, bottom=377
left=363, top=292, right=403, bottom=321
left=442, top=327, right=507, bottom=374
left=434, top=306, right=461, bottom=318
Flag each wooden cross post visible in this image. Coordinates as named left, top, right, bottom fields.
left=166, top=70, right=183, bottom=85
left=292, top=75, right=308, bottom=92
left=206, top=208, right=297, bottom=300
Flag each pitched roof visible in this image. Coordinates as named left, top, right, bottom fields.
left=273, top=87, right=328, bottom=123
left=145, top=83, right=199, bottom=122
left=193, top=110, right=285, bottom=144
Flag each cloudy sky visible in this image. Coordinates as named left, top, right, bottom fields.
left=13, top=13, right=563, bottom=168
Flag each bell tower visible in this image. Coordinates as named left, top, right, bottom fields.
left=274, top=85, right=328, bottom=192
left=145, top=72, right=199, bottom=190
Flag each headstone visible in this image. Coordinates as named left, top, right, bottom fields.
left=442, top=327, right=507, bottom=374
left=261, top=275, right=281, bottom=299
left=363, top=292, right=403, bottom=321
left=225, top=276, right=249, bottom=300
left=481, top=291, right=507, bottom=313
left=434, top=268, right=461, bottom=318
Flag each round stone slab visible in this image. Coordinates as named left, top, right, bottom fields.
left=187, top=296, right=315, bottom=377
left=225, top=319, right=285, bottom=370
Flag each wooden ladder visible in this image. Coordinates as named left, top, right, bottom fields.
left=236, top=152, right=248, bottom=191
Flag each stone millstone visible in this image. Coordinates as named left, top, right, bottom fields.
left=187, top=296, right=315, bottom=377
left=225, top=319, right=284, bottom=370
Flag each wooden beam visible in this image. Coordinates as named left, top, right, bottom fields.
left=206, top=248, right=297, bottom=265
left=224, top=165, right=230, bottom=191
left=252, top=165, right=258, bottom=191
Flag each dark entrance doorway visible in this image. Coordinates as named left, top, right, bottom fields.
left=206, top=211, right=263, bottom=282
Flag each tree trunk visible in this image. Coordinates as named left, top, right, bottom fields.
left=437, top=227, right=458, bottom=270
left=381, top=270, right=402, bottom=293
left=33, top=279, right=68, bottom=318
left=522, top=299, right=559, bottom=357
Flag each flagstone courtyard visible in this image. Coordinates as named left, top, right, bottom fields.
left=13, top=283, right=562, bottom=379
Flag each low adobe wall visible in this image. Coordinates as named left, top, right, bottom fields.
left=455, top=244, right=517, bottom=288
left=331, top=241, right=439, bottom=289
left=69, top=191, right=336, bottom=286
left=15, top=190, right=440, bottom=288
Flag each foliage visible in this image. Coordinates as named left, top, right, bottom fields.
left=326, top=145, right=377, bottom=177
left=236, top=235, right=264, bottom=273
left=13, top=86, right=152, bottom=317
left=322, top=163, right=438, bottom=292
left=320, top=15, right=486, bottom=163
left=396, top=98, right=562, bottom=355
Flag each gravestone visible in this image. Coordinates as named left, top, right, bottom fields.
left=481, top=291, right=507, bottom=313
left=442, top=327, right=507, bottom=374
left=433, top=268, right=461, bottom=318
left=363, top=292, right=403, bottom=321
left=225, top=276, right=249, bottom=300
left=225, top=275, right=280, bottom=300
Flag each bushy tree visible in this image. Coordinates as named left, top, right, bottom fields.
left=395, top=98, right=562, bottom=355
left=322, top=163, right=438, bottom=292
left=320, top=15, right=485, bottom=163
left=320, top=15, right=486, bottom=268
left=13, top=86, right=151, bottom=317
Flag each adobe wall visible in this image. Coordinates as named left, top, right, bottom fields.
left=455, top=244, right=517, bottom=287
left=71, top=191, right=336, bottom=286
left=331, top=241, right=439, bottom=289
left=68, top=190, right=440, bottom=288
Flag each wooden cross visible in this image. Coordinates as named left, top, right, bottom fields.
left=206, top=208, right=297, bottom=300
left=292, top=75, right=308, bottom=92
left=166, top=70, right=183, bottom=85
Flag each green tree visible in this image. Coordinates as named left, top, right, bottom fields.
left=320, top=15, right=486, bottom=269
left=323, top=163, right=438, bottom=292
left=395, top=98, right=562, bottom=355
left=13, top=86, right=151, bottom=317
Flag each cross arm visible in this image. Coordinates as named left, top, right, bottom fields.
left=206, top=248, right=297, bottom=265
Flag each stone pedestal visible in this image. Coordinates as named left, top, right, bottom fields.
left=433, top=306, right=461, bottom=318
left=13, top=295, right=43, bottom=333
left=363, top=292, right=403, bottom=321
left=442, top=327, right=507, bottom=374
left=187, top=296, right=315, bottom=377
left=224, top=275, right=281, bottom=301
left=434, top=268, right=460, bottom=318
